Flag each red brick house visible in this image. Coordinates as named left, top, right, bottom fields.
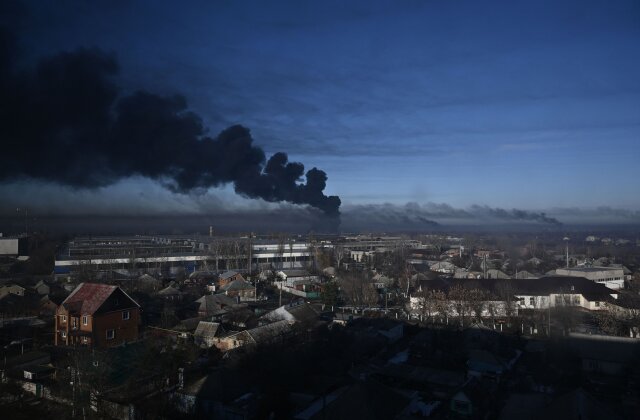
left=55, top=283, right=140, bottom=348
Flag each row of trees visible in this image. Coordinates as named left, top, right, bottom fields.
left=414, top=283, right=517, bottom=327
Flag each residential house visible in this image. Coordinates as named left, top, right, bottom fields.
left=429, top=261, right=457, bottom=274
left=467, top=349, right=504, bottom=376
left=449, top=378, right=494, bottom=418
left=55, top=282, right=140, bottom=348
left=193, top=321, right=225, bottom=348
left=194, top=294, right=239, bottom=317
left=137, top=274, right=162, bottom=293
left=371, top=272, right=393, bottom=289
left=0, top=290, right=40, bottom=318
left=512, top=276, right=618, bottom=311
left=219, top=278, right=256, bottom=301
left=0, top=284, right=26, bottom=298
left=213, top=320, right=293, bottom=351
left=410, top=276, right=618, bottom=318
left=294, top=380, right=411, bottom=420
left=32, top=280, right=50, bottom=296
left=0, top=351, right=50, bottom=381
left=485, top=269, right=510, bottom=279
left=277, top=269, right=320, bottom=285
left=515, top=270, right=539, bottom=279
left=218, top=271, right=245, bottom=288
left=261, top=301, right=320, bottom=326
left=156, top=283, right=183, bottom=301
left=347, top=318, right=404, bottom=344
left=173, top=368, right=255, bottom=418
left=566, top=333, right=640, bottom=377
left=454, top=269, right=483, bottom=279
left=554, top=266, right=625, bottom=290
left=537, top=388, right=623, bottom=420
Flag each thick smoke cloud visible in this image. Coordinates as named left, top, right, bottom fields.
left=0, top=27, right=341, bottom=217
left=342, top=202, right=562, bottom=231
left=467, top=205, right=562, bottom=226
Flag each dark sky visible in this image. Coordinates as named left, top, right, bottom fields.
left=1, top=0, right=639, bottom=229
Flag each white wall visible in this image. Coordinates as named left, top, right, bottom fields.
left=0, top=238, right=19, bottom=255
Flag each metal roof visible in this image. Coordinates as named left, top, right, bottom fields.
left=61, top=282, right=138, bottom=315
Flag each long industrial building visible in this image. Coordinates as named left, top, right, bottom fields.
left=54, top=235, right=314, bottom=278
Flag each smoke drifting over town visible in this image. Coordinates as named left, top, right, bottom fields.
left=0, top=26, right=341, bottom=217
left=341, top=202, right=562, bottom=231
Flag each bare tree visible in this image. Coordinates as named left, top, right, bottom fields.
left=448, top=284, right=472, bottom=327
left=339, top=271, right=378, bottom=309
left=396, top=264, right=413, bottom=298
left=288, top=239, right=294, bottom=269
left=209, top=240, right=220, bottom=271
left=496, top=280, right=517, bottom=324
left=416, top=287, right=443, bottom=323
left=434, top=289, right=451, bottom=324
left=552, top=289, right=578, bottom=335
left=277, top=234, right=286, bottom=270
left=597, top=300, right=640, bottom=337
left=333, top=245, right=345, bottom=269
left=468, top=288, right=487, bottom=324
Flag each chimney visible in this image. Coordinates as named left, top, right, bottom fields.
left=209, top=226, right=213, bottom=237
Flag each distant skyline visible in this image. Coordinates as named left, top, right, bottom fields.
left=1, top=0, right=639, bottom=225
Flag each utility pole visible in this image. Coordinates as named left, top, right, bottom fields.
left=483, top=254, right=487, bottom=279
left=563, top=236, right=570, bottom=268
left=247, top=232, right=253, bottom=275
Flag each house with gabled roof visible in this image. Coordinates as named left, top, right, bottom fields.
left=260, top=301, right=320, bottom=325
left=213, top=320, right=293, bottom=351
left=219, top=278, right=256, bottom=301
left=55, top=282, right=140, bottom=348
left=194, top=321, right=225, bottom=348
left=218, top=271, right=245, bottom=288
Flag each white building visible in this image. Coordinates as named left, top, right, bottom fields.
left=554, top=267, right=625, bottom=290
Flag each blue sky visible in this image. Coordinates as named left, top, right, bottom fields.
left=7, top=0, right=640, bottom=214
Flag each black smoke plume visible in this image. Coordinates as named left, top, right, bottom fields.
left=468, top=205, right=562, bottom=226
left=342, top=202, right=562, bottom=230
left=0, top=28, right=341, bottom=218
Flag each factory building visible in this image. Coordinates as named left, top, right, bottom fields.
left=54, top=235, right=313, bottom=279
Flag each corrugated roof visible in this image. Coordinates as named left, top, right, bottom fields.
left=220, top=270, right=241, bottom=279
left=246, top=320, right=292, bottom=344
left=194, top=321, right=222, bottom=338
left=221, top=278, right=254, bottom=292
left=61, top=282, right=119, bottom=315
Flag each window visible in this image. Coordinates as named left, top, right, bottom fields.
left=72, top=318, right=77, bottom=328
left=106, top=329, right=115, bottom=340
left=60, top=315, right=67, bottom=323
left=595, top=301, right=600, bottom=307
left=529, top=297, right=535, bottom=306
left=82, top=336, right=88, bottom=344
left=61, top=331, right=66, bottom=338
left=82, top=315, right=88, bottom=325
left=122, top=310, right=130, bottom=320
